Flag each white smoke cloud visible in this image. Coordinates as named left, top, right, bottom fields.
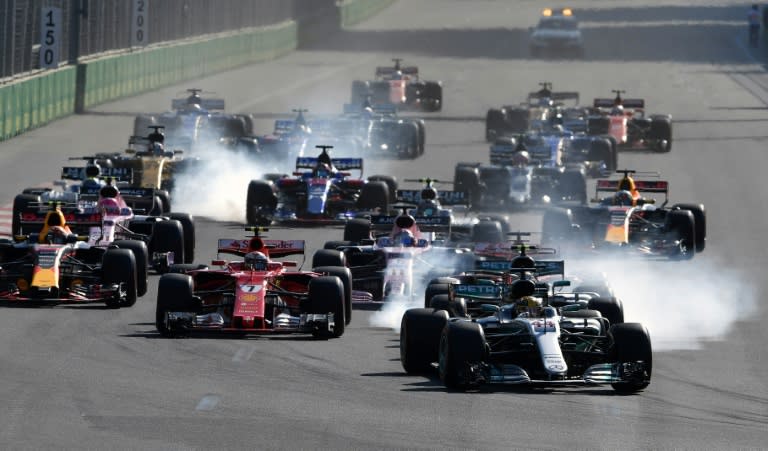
left=170, top=141, right=293, bottom=222
left=567, top=256, right=758, bottom=351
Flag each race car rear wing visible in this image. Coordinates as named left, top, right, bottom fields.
left=295, top=157, right=364, bottom=172
left=596, top=179, right=669, bottom=193
left=61, top=166, right=134, bottom=183
left=375, top=66, right=418, bottom=77
left=474, top=260, right=565, bottom=278
left=593, top=98, right=645, bottom=109
left=528, top=91, right=579, bottom=104
left=370, top=214, right=452, bottom=232
left=217, top=238, right=305, bottom=258
left=19, top=210, right=102, bottom=233
left=473, top=242, right=557, bottom=258
left=171, top=98, right=225, bottom=110
left=396, top=189, right=469, bottom=206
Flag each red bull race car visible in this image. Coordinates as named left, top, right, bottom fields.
left=586, top=90, right=673, bottom=152
left=542, top=170, right=706, bottom=259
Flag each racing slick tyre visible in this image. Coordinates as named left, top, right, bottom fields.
left=471, top=220, right=504, bottom=243
left=133, top=114, right=155, bottom=137
left=102, top=249, right=137, bottom=309
left=312, top=249, right=347, bottom=268
left=429, top=294, right=468, bottom=318
left=399, top=122, right=420, bottom=159
left=367, top=175, right=398, bottom=201
left=245, top=180, right=277, bottom=226
left=453, top=166, right=482, bottom=207
left=672, top=203, right=706, bottom=252
left=11, top=193, right=39, bottom=236
left=587, top=297, right=625, bottom=327
left=400, top=308, right=450, bottom=374
left=439, top=321, right=486, bottom=391
left=323, top=240, right=355, bottom=250
left=169, top=213, right=195, bottom=263
left=424, top=277, right=460, bottom=308
left=156, top=190, right=172, bottom=214
left=609, top=323, right=652, bottom=393
left=587, top=117, right=610, bottom=136
left=588, top=138, right=617, bottom=173
left=485, top=109, right=505, bottom=142
left=665, top=209, right=696, bottom=260
left=113, top=240, right=149, bottom=297
left=357, top=181, right=389, bottom=213
left=542, top=208, right=574, bottom=246
left=308, top=276, right=346, bottom=338
left=415, top=120, right=426, bottom=155
left=422, top=82, right=443, bottom=112
left=312, top=266, right=353, bottom=326
left=343, top=218, right=372, bottom=243
left=156, top=273, right=196, bottom=338
left=150, top=220, right=185, bottom=266
left=649, top=117, right=672, bottom=152
left=559, top=170, right=587, bottom=204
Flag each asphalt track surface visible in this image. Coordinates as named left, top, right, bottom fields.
left=1, top=1, right=767, bottom=449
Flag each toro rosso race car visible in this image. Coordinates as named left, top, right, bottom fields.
left=245, top=147, right=392, bottom=225
left=400, top=250, right=651, bottom=393
left=351, top=59, right=443, bottom=112
left=542, top=170, right=706, bottom=259
left=155, top=228, right=359, bottom=338
left=586, top=90, right=673, bottom=152
left=0, top=207, right=140, bottom=308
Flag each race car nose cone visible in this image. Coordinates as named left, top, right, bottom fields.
left=307, top=197, right=325, bottom=214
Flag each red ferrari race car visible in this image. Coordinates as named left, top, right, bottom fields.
left=586, top=90, right=672, bottom=152
left=155, top=228, right=361, bottom=338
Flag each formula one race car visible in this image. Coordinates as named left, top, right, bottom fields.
left=133, top=89, right=260, bottom=153
left=529, top=8, right=584, bottom=58
left=14, top=172, right=195, bottom=266
left=351, top=59, right=443, bottom=112
left=586, top=90, right=673, bottom=152
left=155, top=228, right=356, bottom=338
left=454, top=135, right=588, bottom=209
left=541, top=170, right=706, bottom=259
left=400, top=250, right=651, bottom=393
left=0, top=207, right=140, bottom=308
left=245, top=146, right=392, bottom=225
left=321, top=204, right=474, bottom=302
left=485, top=82, right=580, bottom=141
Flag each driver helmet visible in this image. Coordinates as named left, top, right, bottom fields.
left=85, top=164, right=101, bottom=179
left=187, top=93, right=202, bottom=107
left=392, top=70, right=404, bottom=80
left=184, top=102, right=202, bottom=113
left=45, top=226, right=71, bottom=245
left=420, top=187, right=438, bottom=201
left=314, top=163, right=332, bottom=178
left=511, top=150, right=530, bottom=166
left=395, top=229, right=414, bottom=247
left=150, top=142, right=165, bottom=155
left=516, top=296, right=543, bottom=317
left=243, top=251, right=268, bottom=271
left=511, top=254, right=536, bottom=269
left=361, top=106, right=374, bottom=119
left=613, top=190, right=635, bottom=206
left=610, top=105, right=624, bottom=115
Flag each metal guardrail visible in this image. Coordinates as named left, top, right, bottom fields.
left=0, top=0, right=331, bottom=81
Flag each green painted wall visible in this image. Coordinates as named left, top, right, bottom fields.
left=0, top=21, right=297, bottom=141
left=339, top=0, right=395, bottom=27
